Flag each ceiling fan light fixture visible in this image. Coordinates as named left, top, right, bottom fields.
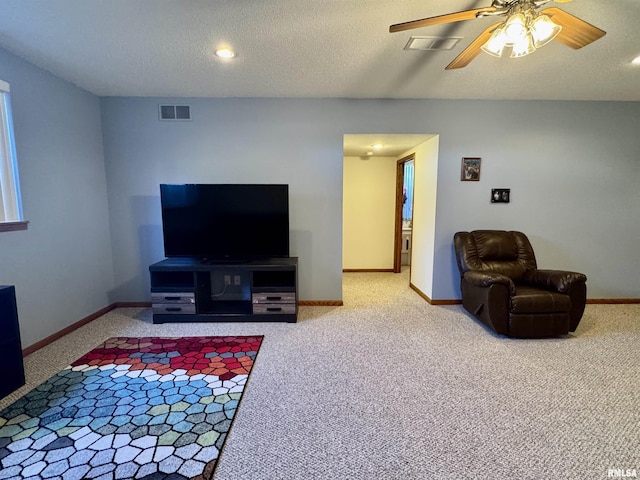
left=481, top=25, right=508, bottom=57
left=530, top=14, right=562, bottom=48
left=390, top=2, right=606, bottom=70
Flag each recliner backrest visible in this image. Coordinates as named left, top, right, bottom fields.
left=454, top=230, right=537, bottom=282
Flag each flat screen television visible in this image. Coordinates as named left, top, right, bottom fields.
left=160, top=184, right=289, bottom=261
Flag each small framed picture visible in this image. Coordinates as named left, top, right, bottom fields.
left=491, top=188, right=510, bottom=203
left=461, top=157, right=481, bottom=181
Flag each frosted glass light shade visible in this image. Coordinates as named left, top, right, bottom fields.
left=481, top=25, right=508, bottom=57
left=503, top=13, right=527, bottom=44
left=530, top=14, right=562, bottom=47
left=510, top=34, right=536, bottom=58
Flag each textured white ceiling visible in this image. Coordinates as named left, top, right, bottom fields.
left=0, top=0, right=638, bottom=101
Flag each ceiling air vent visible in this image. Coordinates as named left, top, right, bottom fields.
left=404, top=36, right=462, bottom=51
left=159, top=104, right=191, bottom=121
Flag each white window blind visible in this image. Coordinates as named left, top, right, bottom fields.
left=0, top=79, right=24, bottom=223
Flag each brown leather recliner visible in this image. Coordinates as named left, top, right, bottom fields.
left=453, top=230, right=587, bottom=338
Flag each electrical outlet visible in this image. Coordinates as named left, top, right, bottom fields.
left=224, top=275, right=231, bottom=285
left=234, top=275, right=241, bottom=286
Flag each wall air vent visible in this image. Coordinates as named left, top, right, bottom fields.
left=159, top=104, right=191, bottom=121
left=404, top=36, right=462, bottom=51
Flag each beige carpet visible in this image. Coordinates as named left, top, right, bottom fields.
left=3, top=270, right=639, bottom=479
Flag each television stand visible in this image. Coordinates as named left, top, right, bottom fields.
left=149, top=257, right=298, bottom=324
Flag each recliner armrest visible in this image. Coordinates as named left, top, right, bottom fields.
left=523, top=269, right=587, bottom=293
left=463, top=271, right=516, bottom=295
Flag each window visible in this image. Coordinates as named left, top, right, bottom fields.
left=0, top=79, right=27, bottom=232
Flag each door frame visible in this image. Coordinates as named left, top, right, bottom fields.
left=393, top=153, right=415, bottom=273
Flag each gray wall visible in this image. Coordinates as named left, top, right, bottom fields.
left=101, top=98, right=346, bottom=303
left=431, top=100, right=640, bottom=300
left=101, top=97, right=640, bottom=302
left=0, top=48, right=114, bottom=348
left=3, top=47, right=637, bottom=350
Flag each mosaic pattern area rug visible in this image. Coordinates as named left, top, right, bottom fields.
left=0, top=336, right=263, bottom=479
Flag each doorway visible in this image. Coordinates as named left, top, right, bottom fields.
left=342, top=133, right=440, bottom=302
left=342, top=134, right=436, bottom=274
left=394, top=154, right=415, bottom=273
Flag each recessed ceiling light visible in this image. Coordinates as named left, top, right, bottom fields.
left=215, top=48, right=236, bottom=59
left=366, top=151, right=374, bottom=156
left=632, top=55, right=640, bottom=65
left=372, top=144, right=384, bottom=149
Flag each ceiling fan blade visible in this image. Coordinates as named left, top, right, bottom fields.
left=390, top=7, right=496, bottom=33
left=445, top=23, right=498, bottom=70
left=542, top=7, right=606, bottom=49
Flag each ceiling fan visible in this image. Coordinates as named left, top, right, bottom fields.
left=389, top=0, right=606, bottom=70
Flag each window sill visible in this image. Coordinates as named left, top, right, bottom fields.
left=0, top=220, right=29, bottom=232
